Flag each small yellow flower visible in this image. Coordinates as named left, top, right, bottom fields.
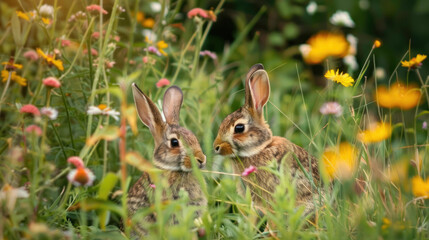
left=324, top=69, right=355, bottom=87
left=385, top=160, right=409, bottom=185
left=136, top=12, right=155, bottom=28
left=375, top=82, right=421, bottom=110
left=322, top=142, right=358, bottom=181
left=36, top=48, right=64, bottom=71
left=16, top=10, right=34, bottom=21
left=357, top=122, right=392, bottom=144
left=1, top=70, right=27, bottom=86
left=157, top=40, right=168, bottom=56
left=411, top=176, right=429, bottom=199
left=302, top=31, right=350, bottom=64
left=373, top=40, right=382, bottom=48
left=401, top=54, right=426, bottom=69
left=41, top=17, right=52, bottom=25
left=1, top=62, right=23, bottom=70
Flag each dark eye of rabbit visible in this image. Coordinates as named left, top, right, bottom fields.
left=170, top=138, right=179, bottom=147
left=234, top=124, right=245, bottom=133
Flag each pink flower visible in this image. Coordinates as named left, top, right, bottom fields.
left=142, top=56, right=156, bottom=64
left=319, top=101, right=343, bottom=117
left=200, top=50, right=217, bottom=60
left=91, top=32, right=101, bottom=39
left=25, top=125, right=42, bottom=136
left=144, top=46, right=161, bottom=56
left=156, top=78, right=170, bottom=88
left=61, top=39, right=71, bottom=47
left=20, top=104, right=40, bottom=116
left=242, top=165, right=257, bottom=176
left=187, top=8, right=216, bottom=21
left=149, top=184, right=156, bottom=189
left=113, top=35, right=120, bottom=42
left=23, top=50, right=39, bottom=61
left=423, top=121, right=428, bottom=129
left=43, top=77, right=61, bottom=88
left=83, top=48, right=98, bottom=56
left=67, top=156, right=84, bottom=168
left=105, top=61, right=115, bottom=69
left=86, top=4, right=108, bottom=14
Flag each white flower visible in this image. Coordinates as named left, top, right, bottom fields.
left=0, top=184, right=29, bottom=211
left=375, top=67, right=386, bottom=79
left=41, top=107, right=58, bottom=120
left=142, top=29, right=157, bottom=42
left=320, top=102, right=343, bottom=117
left=343, top=55, right=358, bottom=71
left=87, top=104, right=120, bottom=120
left=150, top=2, right=162, bottom=13
left=306, top=1, right=317, bottom=15
left=39, top=4, right=54, bottom=18
left=299, top=44, right=311, bottom=58
left=67, top=168, right=96, bottom=187
left=347, top=34, right=358, bottom=55
left=329, top=10, right=355, bottom=28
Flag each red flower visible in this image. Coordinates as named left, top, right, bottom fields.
left=20, top=104, right=40, bottom=116
left=187, top=8, right=216, bottom=21
left=86, top=4, right=108, bottom=14
left=156, top=78, right=170, bottom=88
left=61, top=39, right=71, bottom=47
left=43, top=77, right=61, bottom=88
left=67, top=156, right=84, bottom=168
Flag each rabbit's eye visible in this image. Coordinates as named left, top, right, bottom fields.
left=170, top=138, right=179, bottom=147
left=234, top=124, right=245, bottom=133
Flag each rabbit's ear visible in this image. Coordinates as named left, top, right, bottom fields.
left=132, top=83, right=164, bottom=137
left=245, top=63, right=265, bottom=108
left=248, top=69, right=270, bottom=115
left=163, top=86, right=183, bottom=125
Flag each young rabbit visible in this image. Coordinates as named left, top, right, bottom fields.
left=128, top=83, right=207, bottom=236
left=213, top=64, right=320, bottom=215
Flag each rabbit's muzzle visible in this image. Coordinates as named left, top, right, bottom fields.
left=194, top=150, right=206, bottom=169
left=213, top=137, right=233, bottom=156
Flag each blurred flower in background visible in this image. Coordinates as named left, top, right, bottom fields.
left=320, top=101, right=343, bottom=117
left=300, top=32, right=350, bottom=64
left=329, top=10, right=355, bottom=28
left=358, top=122, right=392, bottom=143
left=401, top=54, right=426, bottom=69
left=375, top=82, right=421, bottom=110
left=322, top=142, right=358, bottom=181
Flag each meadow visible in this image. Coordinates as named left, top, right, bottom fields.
left=1, top=0, right=429, bottom=239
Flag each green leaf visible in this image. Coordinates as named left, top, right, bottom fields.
left=11, top=13, right=22, bottom=47
left=268, top=32, right=284, bottom=47
left=98, top=172, right=118, bottom=200
left=283, top=23, right=299, bottom=39
left=86, top=126, right=120, bottom=146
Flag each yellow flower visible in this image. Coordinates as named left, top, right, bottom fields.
left=322, top=142, right=358, bottom=181
left=1, top=70, right=27, bottom=86
left=373, top=40, right=382, bottom=48
left=157, top=40, right=168, bottom=56
left=401, top=54, right=426, bottom=69
left=41, top=17, right=52, bottom=25
left=302, top=32, right=350, bottom=64
left=375, top=82, right=421, bottom=110
left=357, top=122, right=392, bottom=144
left=411, top=176, right=429, bottom=199
left=324, top=69, right=355, bottom=87
left=385, top=160, right=409, bottom=185
left=36, top=48, right=64, bottom=71
left=1, top=62, right=23, bottom=70
left=16, top=10, right=34, bottom=21
left=136, top=12, right=155, bottom=28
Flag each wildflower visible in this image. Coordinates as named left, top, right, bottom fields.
left=149, top=184, right=156, bottom=189
left=346, top=34, right=358, bottom=55
left=149, top=2, right=162, bottom=12
left=320, top=102, right=343, bottom=117
left=39, top=4, right=54, bottom=18
left=67, top=158, right=96, bottom=187
left=157, top=40, right=168, bottom=56
left=306, top=1, right=317, bottom=15
left=92, top=32, right=101, bottom=39
left=23, top=50, right=39, bottom=61
left=373, top=40, right=382, bottom=48
left=144, top=46, right=161, bottom=56
left=322, top=142, right=357, bottom=181
left=16, top=10, right=35, bottom=21
left=200, top=50, right=217, bottom=60
left=83, top=48, right=98, bottom=56
left=0, top=184, right=29, bottom=211
left=68, top=11, right=86, bottom=22
left=36, top=48, right=64, bottom=71
left=242, top=165, right=257, bottom=176
left=25, top=125, right=43, bottom=136
left=343, top=55, right=358, bottom=71
left=136, top=12, right=155, bottom=28
left=68, top=156, right=84, bottom=168
left=118, top=6, right=126, bottom=13
left=2, top=60, right=23, bottom=71
left=142, top=56, right=156, bottom=64
left=401, top=54, right=426, bottom=69
left=1, top=70, right=27, bottom=86
left=301, top=32, right=350, bottom=64
left=375, top=67, right=386, bottom=79
left=61, top=39, right=71, bottom=47
left=43, top=77, right=61, bottom=88
left=105, top=60, right=115, bottom=69
left=86, top=4, right=108, bottom=15
left=20, top=104, right=40, bottom=116
left=187, top=8, right=217, bottom=22
left=324, top=69, right=355, bottom=87
left=329, top=10, right=355, bottom=28
left=375, top=82, right=421, bottom=110
left=156, top=78, right=170, bottom=88
left=357, top=122, right=392, bottom=143
left=87, top=104, right=120, bottom=120
left=41, top=107, right=58, bottom=120
left=385, top=160, right=408, bottom=184
left=423, top=121, right=427, bottom=129
left=143, top=30, right=157, bottom=43
left=411, top=176, right=429, bottom=199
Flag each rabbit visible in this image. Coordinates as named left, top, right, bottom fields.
left=127, top=83, right=207, bottom=237
left=213, top=64, right=320, bottom=216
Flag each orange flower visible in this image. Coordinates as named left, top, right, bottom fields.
left=401, top=54, right=426, bottom=69
left=373, top=40, right=382, bottom=48
left=411, top=176, right=429, bottom=199
left=357, top=122, right=392, bottom=144
left=322, top=142, right=358, bottom=181
left=36, top=48, right=64, bottom=71
left=375, top=82, right=421, bottom=110
left=301, top=32, right=350, bottom=64
left=136, top=12, right=155, bottom=28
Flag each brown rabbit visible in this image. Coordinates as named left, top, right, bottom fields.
left=213, top=64, right=320, bottom=215
left=128, top=83, right=207, bottom=236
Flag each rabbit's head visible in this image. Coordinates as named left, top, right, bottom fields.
left=214, top=64, right=273, bottom=158
left=132, top=83, right=206, bottom=171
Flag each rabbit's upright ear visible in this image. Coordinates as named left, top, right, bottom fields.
left=163, top=86, right=183, bottom=125
left=245, top=63, right=265, bottom=108
left=247, top=68, right=270, bottom=116
left=132, top=83, right=164, bottom=137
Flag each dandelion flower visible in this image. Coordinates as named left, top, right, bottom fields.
left=25, top=125, right=43, bottom=136
left=322, top=142, right=357, bottom=181
left=319, top=101, right=343, bottom=117
left=375, top=82, right=421, bottom=110
left=20, top=104, right=40, bottom=116
left=357, top=122, right=392, bottom=144
left=36, top=48, right=64, bottom=71
left=187, top=8, right=217, bottom=22
left=329, top=10, right=355, bottom=28
left=401, top=54, right=426, bottom=69
left=411, top=176, right=429, bottom=199
left=156, top=78, right=170, bottom=88
left=41, top=107, right=58, bottom=120
left=325, top=69, right=355, bottom=87
left=87, top=104, right=120, bottom=120
left=302, top=32, right=350, bottom=64
left=86, top=4, right=108, bottom=14
left=242, top=165, right=257, bottom=176
left=156, top=41, right=168, bottom=56
left=43, top=77, right=61, bottom=88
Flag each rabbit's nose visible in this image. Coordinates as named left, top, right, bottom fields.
left=215, top=145, right=220, bottom=153
left=195, top=152, right=206, bottom=169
